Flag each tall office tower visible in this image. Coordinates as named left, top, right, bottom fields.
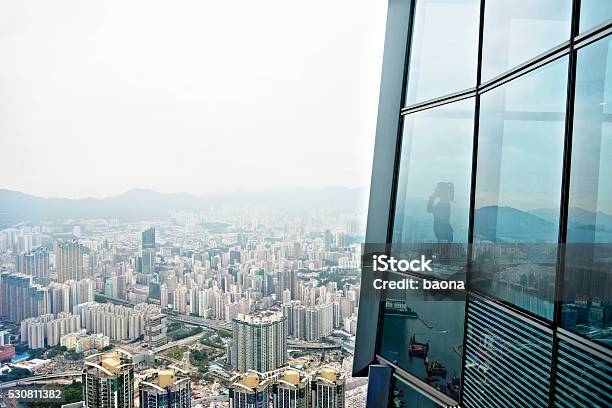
left=229, top=372, right=271, bottom=408
left=18, top=247, right=50, bottom=283
left=353, top=2, right=612, bottom=407
left=142, top=250, right=155, bottom=274
left=83, top=350, right=134, bottom=408
left=142, top=227, right=156, bottom=250
left=139, top=367, right=191, bottom=408
left=272, top=369, right=310, bottom=408
left=141, top=227, right=156, bottom=274
left=142, top=308, right=168, bottom=348
left=313, top=368, right=345, bottom=408
left=231, top=312, right=287, bottom=373
left=0, top=273, right=50, bottom=322
left=55, top=240, right=84, bottom=283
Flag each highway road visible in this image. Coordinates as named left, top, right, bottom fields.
left=0, top=371, right=81, bottom=389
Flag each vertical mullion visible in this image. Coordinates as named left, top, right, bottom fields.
left=549, top=0, right=581, bottom=407
left=460, top=0, right=486, bottom=405
left=386, top=0, right=416, bottom=245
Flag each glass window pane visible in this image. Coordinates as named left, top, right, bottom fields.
left=392, top=378, right=443, bottom=408
left=378, top=272, right=465, bottom=401
left=462, top=299, right=553, bottom=408
left=393, top=99, right=474, bottom=246
left=405, top=0, right=479, bottom=105
left=472, top=57, right=569, bottom=320
left=580, top=0, right=612, bottom=34
left=562, top=36, right=612, bottom=347
left=481, top=0, right=572, bottom=82
left=554, top=340, right=612, bottom=406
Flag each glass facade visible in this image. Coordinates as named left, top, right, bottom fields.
left=355, top=1, right=612, bottom=407
left=405, top=0, right=479, bottom=105
left=463, top=299, right=553, bottom=407
left=554, top=339, right=612, bottom=407
left=379, top=273, right=465, bottom=400
left=480, top=0, right=572, bottom=81
left=393, top=99, right=474, bottom=246
left=580, top=0, right=612, bottom=33
left=471, top=57, right=569, bottom=320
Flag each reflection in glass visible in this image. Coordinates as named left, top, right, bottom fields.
left=405, top=0, right=479, bottom=105
left=393, top=99, right=473, bottom=243
left=392, top=378, right=441, bottom=408
left=472, top=58, right=568, bottom=320
left=481, top=0, right=571, bottom=81
left=393, top=99, right=474, bottom=279
left=379, top=272, right=465, bottom=401
left=580, top=0, right=612, bottom=33
left=562, top=37, right=612, bottom=347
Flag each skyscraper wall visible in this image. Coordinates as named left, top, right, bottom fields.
left=55, top=240, right=84, bottom=283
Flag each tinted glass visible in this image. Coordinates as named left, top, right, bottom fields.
left=392, top=378, right=442, bottom=408
left=481, top=0, right=572, bottom=81
left=393, top=99, right=474, bottom=247
left=405, top=0, right=479, bottom=105
left=472, top=57, right=569, bottom=320
left=580, top=0, right=612, bottom=33
left=379, top=272, right=465, bottom=400
left=554, top=340, right=612, bottom=406
left=562, top=37, right=612, bottom=347
left=462, top=299, right=553, bottom=407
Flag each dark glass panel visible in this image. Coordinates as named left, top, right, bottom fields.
left=562, top=36, right=612, bottom=347
left=463, top=299, right=553, bottom=407
left=472, top=57, right=569, bottom=320
left=392, top=378, right=442, bottom=408
left=378, top=272, right=465, bottom=400
left=393, top=98, right=473, bottom=267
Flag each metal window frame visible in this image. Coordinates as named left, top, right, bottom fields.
left=356, top=0, right=612, bottom=406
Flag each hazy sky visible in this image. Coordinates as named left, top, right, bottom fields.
left=0, top=1, right=386, bottom=198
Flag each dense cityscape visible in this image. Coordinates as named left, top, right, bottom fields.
left=0, top=203, right=367, bottom=407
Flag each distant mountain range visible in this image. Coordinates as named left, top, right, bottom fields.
left=0, top=187, right=368, bottom=226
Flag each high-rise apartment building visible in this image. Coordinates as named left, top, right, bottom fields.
left=20, top=312, right=80, bottom=349
left=143, top=309, right=168, bottom=348
left=230, top=312, right=287, bottom=373
left=75, top=302, right=163, bottom=342
left=273, top=369, right=310, bottom=408
left=313, top=368, right=344, bottom=408
left=55, top=239, right=84, bottom=283
left=17, top=247, right=50, bottom=283
left=229, top=372, right=272, bottom=408
left=82, top=350, right=135, bottom=408
left=229, top=368, right=333, bottom=408
left=282, top=301, right=334, bottom=342
left=355, top=2, right=612, bottom=407
left=139, top=367, right=191, bottom=408
left=0, top=272, right=50, bottom=322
